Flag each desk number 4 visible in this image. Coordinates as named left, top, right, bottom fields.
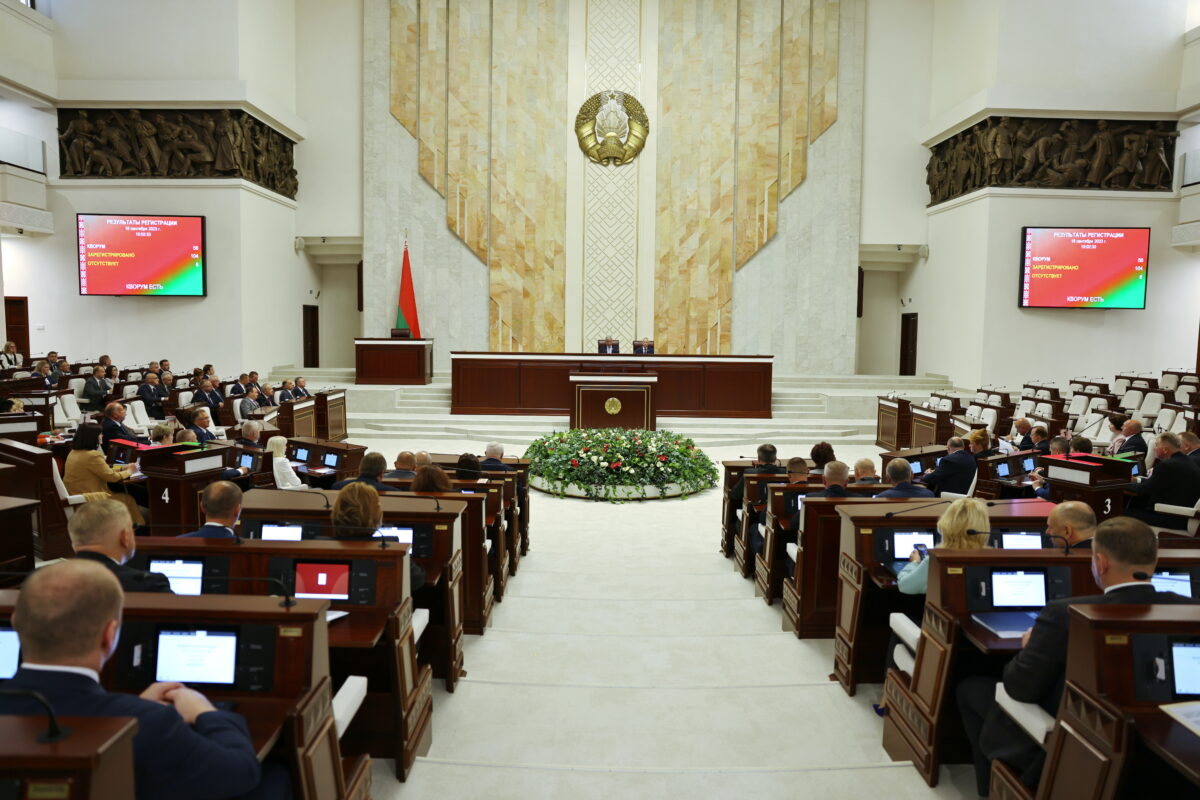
left=1103, top=498, right=1111, bottom=515
left=161, top=488, right=170, bottom=504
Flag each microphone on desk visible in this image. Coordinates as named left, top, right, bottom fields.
left=292, top=490, right=332, bottom=510
left=0, top=689, right=73, bottom=743
left=196, top=575, right=297, bottom=608
left=884, top=499, right=951, bottom=518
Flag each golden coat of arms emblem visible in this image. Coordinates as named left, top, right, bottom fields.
left=604, top=397, right=623, bottom=415
left=575, top=90, right=649, bottom=166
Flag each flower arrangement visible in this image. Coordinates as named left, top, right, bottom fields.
left=523, top=428, right=718, bottom=501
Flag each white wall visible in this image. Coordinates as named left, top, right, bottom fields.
left=294, top=0, right=362, bottom=237
left=860, top=0, right=931, bottom=245
left=927, top=0, right=998, bottom=122
left=0, top=0, right=56, bottom=100
left=238, top=0, right=297, bottom=115
left=856, top=269, right=900, bottom=374
left=318, top=264, right=360, bottom=368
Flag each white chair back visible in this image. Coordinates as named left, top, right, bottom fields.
left=1066, top=395, right=1087, bottom=417
left=1068, top=381, right=1083, bottom=392
left=1035, top=388, right=1052, bottom=400
left=1132, top=379, right=1150, bottom=389
left=68, top=377, right=86, bottom=398
left=1017, top=399, right=1035, bottom=416
left=127, top=371, right=141, bottom=381
left=980, top=408, right=998, bottom=433
left=178, top=391, right=194, bottom=406
left=986, top=393, right=1004, bottom=405
left=175, top=377, right=190, bottom=388
left=1084, top=384, right=1099, bottom=394
left=974, top=391, right=988, bottom=402
left=1119, top=389, right=1144, bottom=411
left=122, top=384, right=138, bottom=399
left=1112, top=377, right=1130, bottom=395
left=1184, top=375, right=1200, bottom=386
left=233, top=398, right=246, bottom=424
left=965, top=404, right=982, bottom=420
left=1086, top=396, right=1109, bottom=414
left=1161, top=374, right=1180, bottom=391
left=1176, top=386, right=1194, bottom=404
left=1034, top=401, right=1053, bottom=418
left=127, top=399, right=152, bottom=431
left=1136, top=393, right=1164, bottom=425
left=1171, top=411, right=1189, bottom=434
left=59, top=394, right=83, bottom=424
left=1157, top=408, right=1178, bottom=433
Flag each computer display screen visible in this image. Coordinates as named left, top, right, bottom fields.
left=995, top=462, right=1010, bottom=478
left=374, top=526, right=414, bottom=544
left=991, top=570, right=1047, bottom=608
left=1172, top=641, right=1200, bottom=696
left=907, top=460, right=923, bottom=473
left=1152, top=571, right=1193, bottom=598
left=260, top=523, right=303, bottom=542
left=893, top=531, right=936, bottom=558
left=293, top=447, right=309, bottom=462
left=322, top=452, right=341, bottom=469
left=155, top=629, right=237, bottom=684
left=238, top=453, right=255, bottom=470
left=1001, top=533, right=1043, bottom=550
left=1022, top=457, right=1035, bottom=473
left=149, top=559, right=204, bottom=596
left=294, top=562, right=350, bottom=601
left=0, top=628, right=19, bottom=679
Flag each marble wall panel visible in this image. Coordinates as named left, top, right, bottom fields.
left=489, top=0, right=568, bottom=351
left=780, top=0, right=811, bottom=197
left=418, top=0, right=446, bottom=195
left=810, top=0, right=840, bottom=142
left=734, top=0, right=781, bottom=269
left=446, top=0, right=490, bottom=261
left=388, top=0, right=418, bottom=135
left=655, top=0, right=737, bottom=355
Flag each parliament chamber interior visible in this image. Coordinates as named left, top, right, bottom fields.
left=3, top=0, right=1200, bottom=798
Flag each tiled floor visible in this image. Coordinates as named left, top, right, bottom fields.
left=359, top=439, right=980, bottom=799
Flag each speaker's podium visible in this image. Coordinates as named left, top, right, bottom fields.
left=569, top=373, right=657, bottom=430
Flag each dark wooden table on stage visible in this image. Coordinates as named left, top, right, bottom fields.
left=450, top=352, right=773, bottom=418
left=355, top=338, right=433, bottom=385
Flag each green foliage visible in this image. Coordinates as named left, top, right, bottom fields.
left=523, top=428, right=718, bottom=501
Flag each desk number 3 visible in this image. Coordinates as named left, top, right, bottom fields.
left=161, top=488, right=170, bottom=503
left=1103, top=498, right=1112, bottom=515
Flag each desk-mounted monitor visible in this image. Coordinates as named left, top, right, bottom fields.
left=77, top=214, right=206, bottom=297
left=294, top=561, right=351, bottom=601
left=322, top=452, right=342, bottom=469
left=155, top=628, right=237, bottom=685
left=150, top=559, right=204, bottom=596
left=292, top=446, right=310, bottom=463
left=0, top=628, right=19, bottom=679
left=1018, top=226, right=1149, bottom=310
left=375, top=526, right=414, bottom=544
left=259, top=523, right=304, bottom=542
left=1153, top=570, right=1195, bottom=598
left=1172, top=638, right=1200, bottom=698
left=991, top=569, right=1048, bottom=608
left=1021, top=456, right=1036, bottom=473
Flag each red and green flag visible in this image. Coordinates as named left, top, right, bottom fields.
left=396, top=241, right=421, bottom=337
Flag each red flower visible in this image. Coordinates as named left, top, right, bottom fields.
left=570, top=459, right=579, bottom=467
left=610, top=461, right=622, bottom=469
left=659, top=455, right=668, bottom=462
left=582, top=446, right=590, bottom=452
left=603, top=444, right=609, bottom=452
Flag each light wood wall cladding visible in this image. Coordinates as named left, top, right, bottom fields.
left=780, top=0, right=811, bottom=197
left=389, top=0, right=418, bottom=135
left=734, top=0, right=781, bottom=269
left=655, top=0, right=737, bottom=356
left=418, top=0, right=447, bottom=195
left=447, top=0, right=490, bottom=263
left=489, top=0, right=568, bottom=352
left=809, top=0, right=839, bottom=142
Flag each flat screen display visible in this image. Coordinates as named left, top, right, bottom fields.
left=1153, top=571, right=1193, bottom=598
left=907, top=459, right=923, bottom=473
left=893, top=531, right=936, bottom=558
left=992, top=570, right=1047, bottom=608
left=150, top=559, right=204, bottom=596
left=77, top=214, right=206, bottom=297
left=260, top=523, right=303, bottom=542
left=1001, top=533, right=1044, bottom=550
left=1019, top=226, right=1149, bottom=309
left=1022, top=457, right=1036, bottom=473
left=996, top=462, right=1011, bottom=478
left=155, top=629, right=236, bottom=684
left=292, top=447, right=309, bottom=463
left=375, top=526, right=414, bottom=544
left=238, top=453, right=256, bottom=470
left=0, top=628, right=19, bottom=679
left=1172, top=641, right=1200, bottom=696
left=294, top=562, right=350, bottom=601
left=322, top=452, right=341, bottom=469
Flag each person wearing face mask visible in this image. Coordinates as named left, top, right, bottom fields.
left=69, top=499, right=171, bottom=593
left=954, top=517, right=1198, bottom=796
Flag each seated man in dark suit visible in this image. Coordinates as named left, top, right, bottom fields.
left=1125, top=431, right=1200, bottom=528
left=49, top=358, right=73, bottom=385
left=228, top=373, right=251, bottom=396
left=728, top=443, right=787, bottom=515
left=179, top=481, right=242, bottom=538
left=481, top=442, right=525, bottom=492
left=807, top=460, right=851, bottom=498
left=956, top=517, right=1198, bottom=795
left=878, top=459, right=935, bottom=498
left=598, top=337, right=619, bottom=354
left=1068, top=435, right=1092, bottom=454
left=331, top=452, right=395, bottom=493
left=258, top=383, right=278, bottom=407
left=750, top=457, right=809, bottom=559
left=1117, top=418, right=1148, bottom=455
left=238, top=387, right=262, bottom=420
left=918, top=437, right=975, bottom=496
left=1045, top=500, right=1096, bottom=550
left=0, top=559, right=280, bottom=800
left=247, top=371, right=263, bottom=394
left=1030, top=436, right=1071, bottom=500
left=235, top=420, right=264, bottom=449
left=191, top=378, right=224, bottom=415
left=82, top=366, right=108, bottom=411
left=187, top=407, right=219, bottom=443
left=852, top=458, right=882, bottom=484
left=1030, top=425, right=1050, bottom=454
left=69, top=499, right=172, bottom=593
left=633, top=338, right=654, bottom=354
left=292, top=376, right=312, bottom=398
left=100, top=402, right=150, bottom=453
left=1007, top=418, right=1033, bottom=451
left=277, top=379, right=297, bottom=402
left=1181, top=431, right=1200, bottom=469
left=385, top=450, right=417, bottom=479
left=136, top=372, right=167, bottom=420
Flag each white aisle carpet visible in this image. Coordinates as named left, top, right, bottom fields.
left=364, top=440, right=979, bottom=799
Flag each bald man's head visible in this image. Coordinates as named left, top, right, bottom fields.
left=395, top=450, right=416, bottom=470
left=414, top=451, right=432, bottom=468
left=14, top=560, right=123, bottom=664
left=1047, top=501, right=1097, bottom=546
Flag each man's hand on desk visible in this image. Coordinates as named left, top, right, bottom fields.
left=139, top=681, right=184, bottom=705
left=164, top=686, right=218, bottom=724
left=1020, top=628, right=1033, bottom=648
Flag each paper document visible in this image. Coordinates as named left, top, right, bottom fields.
left=1161, top=701, right=1200, bottom=739
left=326, top=610, right=349, bottom=623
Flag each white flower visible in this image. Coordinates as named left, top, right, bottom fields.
left=601, top=462, right=609, bottom=467
left=625, top=467, right=633, bottom=472
left=591, top=455, right=600, bottom=462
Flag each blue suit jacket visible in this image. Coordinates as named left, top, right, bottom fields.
left=0, top=669, right=261, bottom=800
left=192, top=389, right=223, bottom=413
left=1118, top=434, right=1148, bottom=455
left=136, top=383, right=165, bottom=418
left=100, top=416, right=150, bottom=453
left=877, top=481, right=936, bottom=498
left=920, top=449, right=976, bottom=495
left=189, top=425, right=217, bottom=443
left=277, top=389, right=294, bottom=402
left=330, top=475, right=394, bottom=493
left=179, top=524, right=237, bottom=538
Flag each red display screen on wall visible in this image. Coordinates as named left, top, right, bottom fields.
left=1018, top=226, right=1149, bottom=309
left=77, top=214, right=206, bottom=297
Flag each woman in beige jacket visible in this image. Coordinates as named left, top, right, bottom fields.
left=64, top=423, right=145, bottom=525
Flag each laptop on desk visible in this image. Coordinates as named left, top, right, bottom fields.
left=971, top=569, right=1050, bottom=638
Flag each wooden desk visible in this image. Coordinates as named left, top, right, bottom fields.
left=429, top=452, right=531, bottom=559
left=733, top=472, right=792, bottom=577
left=833, top=499, right=1055, bottom=696
left=0, top=438, right=76, bottom=559
left=276, top=398, right=317, bottom=438
left=569, top=372, right=658, bottom=430
left=355, top=338, right=433, bottom=385
left=0, top=715, right=136, bottom=800
left=718, top=458, right=810, bottom=557
left=286, top=437, right=367, bottom=486
left=911, top=406, right=954, bottom=447
left=140, top=443, right=230, bottom=534
left=450, top=352, right=773, bottom=418
left=1039, top=452, right=1135, bottom=521
left=0, top=412, right=41, bottom=445
left=0, top=495, right=39, bottom=581
left=1022, top=383, right=1061, bottom=401
left=879, top=445, right=947, bottom=474
left=876, top=397, right=912, bottom=450
left=315, top=390, right=348, bottom=441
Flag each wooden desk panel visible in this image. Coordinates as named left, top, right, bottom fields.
left=451, top=353, right=772, bottom=418
left=354, top=339, right=433, bottom=385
